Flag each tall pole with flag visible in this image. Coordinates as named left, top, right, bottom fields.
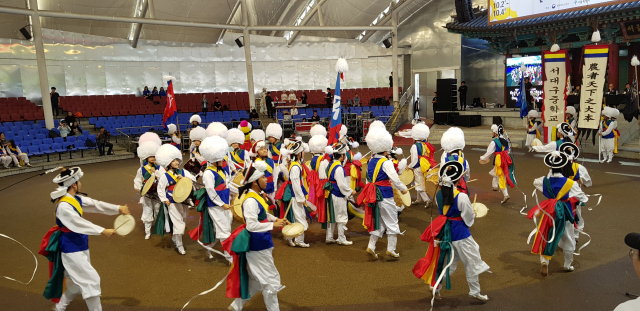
left=327, top=58, right=349, bottom=145
left=162, top=75, right=178, bottom=131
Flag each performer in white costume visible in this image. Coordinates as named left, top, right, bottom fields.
left=531, top=122, right=576, bottom=153
left=599, top=106, right=617, bottom=163
left=188, top=126, right=207, bottom=178
left=558, top=142, right=592, bottom=242
left=224, top=161, right=288, bottom=311
left=155, top=144, right=197, bottom=255
left=479, top=125, right=516, bottom=204
left=565, top=106, right=577, bottom=130
left=323, top=143, right=354, bottom=245
left=359, top=127, right=408, bottom=259
left=525, top=110, right=541, bottom=151
left=199, top=135, right=235, bottom=261
left=166, top=123, right=181, bottom=149
left=227, top=128, right=250, bottom=171
left=407, top=123, right=436, bottom=206
left=133, top=140, right=162, bottom=239
left=279, top=140, right=311, bottom=247
left=41, top=167, right=130, bottom=311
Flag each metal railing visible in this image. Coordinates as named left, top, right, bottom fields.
left=385, top=85, right=413, bottom=133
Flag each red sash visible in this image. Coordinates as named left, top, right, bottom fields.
left=494, top=150, right=515, bottom=188
left=412, top=215, right=463, bottom=279
left=357, top=181, right=391, bottom=232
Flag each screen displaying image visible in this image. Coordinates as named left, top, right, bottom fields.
left=506, top=56, right=542, bottom=87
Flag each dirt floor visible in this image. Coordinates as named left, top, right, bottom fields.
left=1, top=145, right=640, bottom=311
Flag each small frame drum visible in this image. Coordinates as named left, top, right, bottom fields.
left=473, top=202, right=489, bottom=218
left=231, top=195, right=245, bottom=224
left=172, top=178, right=194, bottom=203
left=282, top=223, right=304, bottom=239
left=423, top=167, right=439, bottom=197
left=399, top=169, right=414, bottom=186
left=140, top=175, right=157, bottom=196
left=479, top=158, right=491, bottom=165
left=532, top=138, right=543, bottom=147
left=114, top=215, right=136, bottom=236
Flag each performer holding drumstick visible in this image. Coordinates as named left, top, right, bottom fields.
left=223, top=160, right=288, bottom=311
left=134, top=141, right=162, bottom=239
left=155, top=144, right=197, bottom=255
left=40, top=167, right=131, bottom=311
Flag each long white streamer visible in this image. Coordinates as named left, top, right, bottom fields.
left=586, top=194, right=602, bottom=210
left=430, top=241, right=455, bottom=311
left=181, top=265, right=232, bottom=311
left=0, top=234, right=38, bottom=285
left=573, top=229, right=591, bottom=256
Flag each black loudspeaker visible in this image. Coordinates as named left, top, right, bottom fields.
left=382, top=38, right=392, bottom=49
left=436, top=79, right=457, bottom=111
left=434, top=112, right=459, bottom=125
left=454, top=0, right=475, bottom=23
left=19, top=27, right=32, bottom=40
left=235, top=37, right=244, bottom=48
left=453, top=115, right=481, bottom=127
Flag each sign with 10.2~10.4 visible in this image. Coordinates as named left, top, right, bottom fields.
left=488, top=0, right=636, bottom=25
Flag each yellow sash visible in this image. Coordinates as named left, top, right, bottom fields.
left=371, top=157, right=387, bottom=182
left=441, top=189, right=460, bottom=216
left=205, top=165, right=227, bottom=183
left=556, top=179, right=574, bottom=200
left=231, top=150, right=244, bottom=165
left=58, top=196, right=83, bottom=216
left=255, top=158, right=274, bottom=174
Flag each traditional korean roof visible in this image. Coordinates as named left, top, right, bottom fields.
left=447, top=2, right=640, bottom=37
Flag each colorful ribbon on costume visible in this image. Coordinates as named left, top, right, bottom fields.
left=1, top=233, right=38, bottom=285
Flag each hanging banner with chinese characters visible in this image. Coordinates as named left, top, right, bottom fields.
left=578, top=44, right=610, bottom=129
left=542, top=50, right=568, bottom=128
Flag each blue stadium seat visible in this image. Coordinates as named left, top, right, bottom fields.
left=54, top=137, right=64, bottom=144
left=66, top=136, right=77, bottom=143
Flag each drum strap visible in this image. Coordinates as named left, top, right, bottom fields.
left=58, top=196, right=83, bottom=216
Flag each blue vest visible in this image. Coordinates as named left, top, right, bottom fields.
left=543, top=176, right=572, bottom=201
left=328, top=161, right=345, bottom=198
left=436, top=191, right=471, bottom=242
left=602, top=120, right=615, bottom=139
left=367, top=157, right=393, bottom=199
left=242, top=195, right=274, bottom=251
left=204, top=167, right=230, bottom=206
left=55, top=196, right=89, bottom=253
left=164, top=169, right=185, bottom=204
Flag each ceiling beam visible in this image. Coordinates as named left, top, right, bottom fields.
left=317, top=5, right=324, bottom=26
left=217, top=0, right=240, bottom=43
left=0, top=5, right=393, bottom=32
left=270, top=0, right=299, bottom=36
left=286, top=0, right=327, bottom=45
left=359, top=0, right=412, bottom=43
left=130, top=0, right=149, bottom=48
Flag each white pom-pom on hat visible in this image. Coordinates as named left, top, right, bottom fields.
left=632, top=55, right=640, bottom=67
left=365, top=128, right=393, bottom=154
left=163, top=75, right=176, bottom=84
left=156, top=144, right=183, bottom=168
left=324, top=145, right=334, bottom=155
left=309, top=135, right=328, bottom=154
left=335, top=58, right=349, bottom=73
left=591, top=30, right=601, bottom=43
left=266, top=123, right=283, bottom=139
left=189, top=114, right=202, bottom=124
left=137, top=141, right=160, bottom=160
left=200, top=136, right=228, bottom=163
left=441, top=127, right=466, bottom=153
left=565, top=106, right=576, bottom=116
left=520, top=64, right=527, bottom=72
left=167, top=124, right=177, bottom=134
left=139, top=132, right=162, bottom=146
left=550, top=44, right=560, bottom=52
left=206, top=122, right=229, bottom=138
left=189, top=126, right=206, bottom=142
left=310, top=124, right=327, bottom=137
left=251, top=129, right=265, bottom=142
left=226, top=128, right=245, bottom=145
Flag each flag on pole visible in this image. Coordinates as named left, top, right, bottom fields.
left=327, top=72, right=342, bottom=145
left=516, top=77, right=528, bottom=119
left=162, top=76, right=177, bottom=130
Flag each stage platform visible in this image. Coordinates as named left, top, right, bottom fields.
left=436, top=108, right=527, bottom=129
left=393, top=124, right=528, bottom=148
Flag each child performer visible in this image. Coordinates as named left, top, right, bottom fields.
left=440, top=127, right=470, bottom=194
left=322, top=143, right=354, bottom=245
left=525, top=110, right=541, bottom=151
left=222, top=160, right=288, bottom=311
left=413, top=161, right=490, bottom=302
left=6, top=139, right=31, bottom=167
left=527, top=151, right=588, bottom=277
left=266, top=123, right=283, bottom=162
left=167, top=123, right=181, bottom=150
left=133, top=141, right=162, bottom=239
left=598, top=107, right=617, bottom=163
left=227, top=128, right=249, bottom=171
left=358, top=128, right=408, bottom=259
left=479, top=125, right=516, bottom=204
left=155, top=144, right=197, bottom=255
left=40, top=167, right=130, bottom=311
left=407, top=123, right=436, bottom=206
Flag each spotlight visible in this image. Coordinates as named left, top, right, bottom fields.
left=382, top=38, right=391, bottom=49
left=235, top=37, right=244, bottom=48
left=19, top=26, right=32, bottom=40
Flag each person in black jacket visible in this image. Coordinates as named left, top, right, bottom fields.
left=266, top=92, right=274, bottom=118
left=458, top=81, right=468, bottom=111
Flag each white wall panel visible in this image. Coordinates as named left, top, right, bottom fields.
left=63, top=61, right=87, bottom=95
left=84, top=61, right=106, bottom=95
left=105, top=63, right=127, bottom=94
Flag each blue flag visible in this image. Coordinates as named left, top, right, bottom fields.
left=516, top=78, right=529, bottom=119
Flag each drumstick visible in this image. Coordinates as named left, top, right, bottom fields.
left=467, top=179, right=477, bottom=183
left=473, top=194, right=477, bottom=205
left=282, top=199, right=294, bottom=223
left=114, top=219, right=131, bottom=232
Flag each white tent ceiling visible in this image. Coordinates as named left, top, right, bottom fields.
left=0, top=0, right=433, bottom=44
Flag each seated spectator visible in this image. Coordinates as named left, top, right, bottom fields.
left=300, top=91, right=308, bottom=105
left=288, top=90, right=297, bottom=102
left=353, top=93, right=361, bottom=107
left=249, top=109, right=259, bottom=120
left=281, top=91, right=288, bottom=102
left=142, top=86, right=151, bottom=99
left=64, top=111, right=76, bottom=126
left=152, top=87, right=159, bottom=96
left=302, top=118, right=307, bottom=122
left=213, top=97, right=222, bottom=111
left=159, top=87, right=167, bottom=96
left=282, top=110, right=291, bottom=116
left=0, top=143, right=11, bottom=169
left=96, top=126, right=113, bottom=156
left=310, top=110, right=320, bottom=122
left=291, top=107, right=298, bottom=116
left=70, top=121, right=82, bottom=136
left=6, top=140, right=30, bottom=167
left=481, top=98, right=487, bottom=108
left=0, top=132, right=8, bottom=146
left=58, top=120, right=71, bottom=137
